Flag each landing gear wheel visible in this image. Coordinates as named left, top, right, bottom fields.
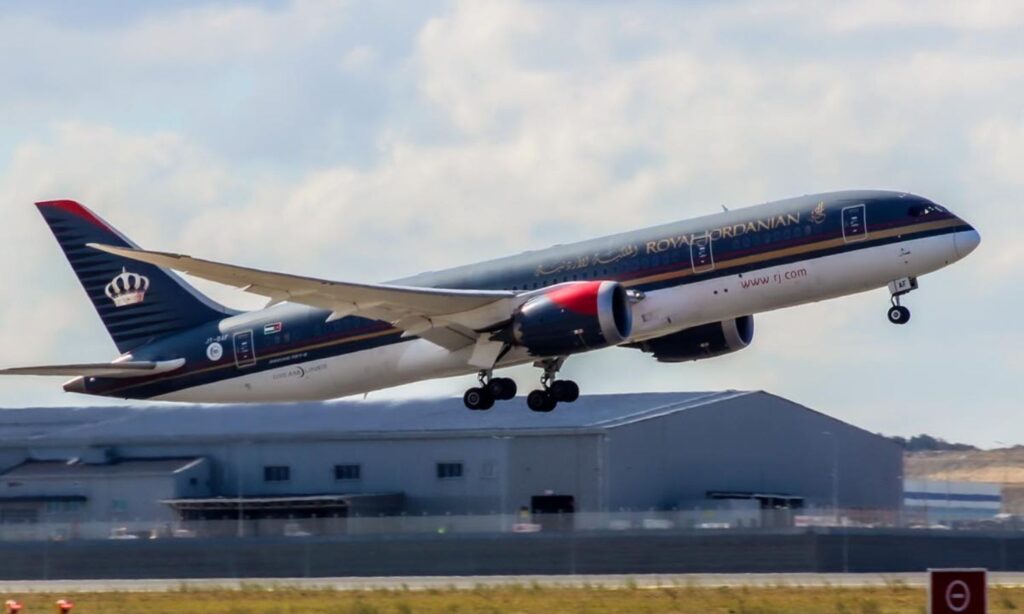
left=887, top=305, right=911, bottom=325
left=886, top=277, right=917, bottom=326
left=527, top=389, right=556, bottom=412
left=487, top=377, right=517, bottom=401
left=550, top=380, right=580, bottom=403
left=464, top=387, right=495, bottom=410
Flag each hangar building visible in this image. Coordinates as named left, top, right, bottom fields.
left=0, top=391, right=902, bottom=527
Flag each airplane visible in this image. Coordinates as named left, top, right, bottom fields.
left=1, top=191, right=980, bottom=412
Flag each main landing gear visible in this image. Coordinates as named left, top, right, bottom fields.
left=886, top=277, right=918, bottom=326
left=526, top=358, right=580, bottom=413
left=462, top=358, right=581, bottom=413
left=464, top=371, right=517, bottom=411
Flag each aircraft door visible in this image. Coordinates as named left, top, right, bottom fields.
left=690, top=234, right=715, bottom=273
left=842, top=204, right=868, bottom=243
left=233, top=330, right=257, bottom=369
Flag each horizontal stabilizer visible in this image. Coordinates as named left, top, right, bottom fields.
left=0, top=358, right=185, bottom=379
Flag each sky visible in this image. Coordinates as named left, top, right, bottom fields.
left=0, top=0, right=1020, bottom=447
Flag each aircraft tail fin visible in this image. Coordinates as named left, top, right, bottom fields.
left=35, top=200, right=234, bottom=354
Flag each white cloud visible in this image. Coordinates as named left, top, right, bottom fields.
left=822, top=0, right=1024, bottom=32
left=971, top=116, right=1024, bottom=188
left=340, top=45, right=377, bottom=72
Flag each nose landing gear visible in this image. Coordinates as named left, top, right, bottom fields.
left=526, top=357, right=580, bottom=412
left=886, top=277, right=918, bottom=326
left=887, top=303, right=911, bottom=325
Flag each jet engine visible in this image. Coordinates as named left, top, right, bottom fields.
left=628, top=316, right=754, bottom=363
left=509, top=281, right=633, bottom=357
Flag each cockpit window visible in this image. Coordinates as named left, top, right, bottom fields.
left=909, top=204, right=946, bottom=217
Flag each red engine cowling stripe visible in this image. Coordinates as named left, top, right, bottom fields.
left=545, top=281, right=602, bottom=316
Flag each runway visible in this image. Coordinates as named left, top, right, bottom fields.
left=4, top=573, right=1024, bottom=593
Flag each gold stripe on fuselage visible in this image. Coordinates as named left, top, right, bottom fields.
left=106, top=327, right=402, bottom=394
left=622, top=217, right=963, bottom=289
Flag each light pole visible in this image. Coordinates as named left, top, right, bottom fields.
left=491, top=435, right=513, bottom=531
left=235, top=440, right=247, bottom=538
left=823, top=431, right=839, bottom=524
left=824, top=430, right=848, bottom=572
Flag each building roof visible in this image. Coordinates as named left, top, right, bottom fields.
left=0, top=458, right=204, bottom=479
left=0, top=391, right=851, bottom=445
left=161, top=493, right=402, bottom=509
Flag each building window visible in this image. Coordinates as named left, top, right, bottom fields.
left=48, top=501, right=83, bottom=513
left=264, top=465, right=291, bottom=482
left=436, top=462, right=464, bottom=479
left=111, top=499, right=128, bottom=512
left=481, top=461, right=497, bottom=479
left=334, top=464, right=361, bottom=481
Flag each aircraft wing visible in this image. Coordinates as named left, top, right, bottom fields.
left=89, top=244, right=518, bottom=351
left=0, top=359, right=185, bottom=379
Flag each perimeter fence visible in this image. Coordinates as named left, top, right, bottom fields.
left=1, top=507, right=1021, bottom=542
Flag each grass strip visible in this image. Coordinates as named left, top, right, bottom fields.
left=4, top=583, right=1024, bottom=613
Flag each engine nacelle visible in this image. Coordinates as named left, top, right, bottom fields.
left=510, top=281, right=633, bottom=357
left=628, top=316, right=754, bottom=363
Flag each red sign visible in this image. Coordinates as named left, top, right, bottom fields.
left=930, top=569, right=987, bottom=614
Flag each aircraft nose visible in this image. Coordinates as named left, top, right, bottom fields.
left=954, top=227, right=981, bottom=259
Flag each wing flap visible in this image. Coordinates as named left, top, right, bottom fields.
left=87, top=244, right=521, bottom=348
left=88, top=244, right=513, bottom=315
left=0, top=359, right=185, bottom=379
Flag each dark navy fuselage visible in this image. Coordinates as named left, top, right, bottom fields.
left=66, top=190, right=975, bottom=400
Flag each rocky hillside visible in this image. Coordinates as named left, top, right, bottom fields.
left=904, top=447, right=1024, bottom=514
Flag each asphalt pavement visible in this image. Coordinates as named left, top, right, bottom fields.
left=3, top=573, right=1024, bottom=593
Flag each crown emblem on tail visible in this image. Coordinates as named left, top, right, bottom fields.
left=105, top=268, right=149, bottom=307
